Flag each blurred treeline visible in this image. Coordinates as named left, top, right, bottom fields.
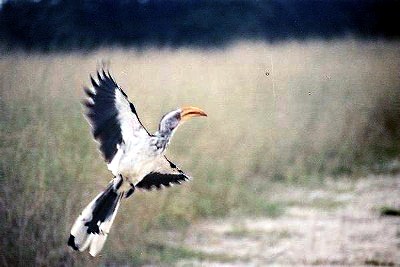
left=0, top=0, right=399, bottom=51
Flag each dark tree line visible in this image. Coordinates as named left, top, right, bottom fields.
left=0, top=0, right=399, bottom=51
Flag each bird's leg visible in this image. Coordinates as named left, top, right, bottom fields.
left=113, top=175, right=124, bottom=191
left=114, top=175, right=135, bottom=198
left=124, top=177, right=135, bottom=198
left=125, top=184, right=135, bottom=198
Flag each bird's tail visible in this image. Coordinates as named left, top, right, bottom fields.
left=68, top=175, right=125, bottom=257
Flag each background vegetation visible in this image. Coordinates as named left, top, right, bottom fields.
left=0, top=40, right=399, bottom=265
left=0, top=0, right=399, bottom=51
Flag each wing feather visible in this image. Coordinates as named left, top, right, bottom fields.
left=136, top=156, right=191, bottom=191
left=84, top=70, right=148, bottom=163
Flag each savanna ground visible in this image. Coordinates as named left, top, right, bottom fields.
left=0, top=39, right=400, bottom=266
left=175, top=175, right=400, bottom=266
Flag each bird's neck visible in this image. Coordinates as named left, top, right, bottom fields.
left=153, top=130, right=174, bottom=151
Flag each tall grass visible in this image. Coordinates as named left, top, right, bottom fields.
left=1, top=39, right=399, bottom=265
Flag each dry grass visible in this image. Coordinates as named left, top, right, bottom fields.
left=0, top=39, right=399, bottom=265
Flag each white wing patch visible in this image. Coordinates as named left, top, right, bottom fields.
left=115, top=89, right=148, bottom=145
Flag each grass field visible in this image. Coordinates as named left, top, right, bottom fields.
left=0, top=39, right=399, bottom=266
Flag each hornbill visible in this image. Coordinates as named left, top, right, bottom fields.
left=68, top=70, right=207, bottom=256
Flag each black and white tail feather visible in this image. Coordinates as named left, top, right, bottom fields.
left=68, top=70, right=195, bottom=256
left=68, top=176, right=124, bottom=256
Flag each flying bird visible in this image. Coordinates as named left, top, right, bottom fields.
left=68, top=70, right=207, bottom=256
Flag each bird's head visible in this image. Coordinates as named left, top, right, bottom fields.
left=156, top=106, right=207, bottom=146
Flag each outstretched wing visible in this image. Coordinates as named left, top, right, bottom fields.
left=83, top=70, right=149, bottom=163
left=135, top=156, right=191, bottom=190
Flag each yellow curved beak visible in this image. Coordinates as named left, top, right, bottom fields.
left=180, top=106, right=207, bottom=121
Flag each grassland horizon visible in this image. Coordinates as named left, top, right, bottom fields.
left=1, top=39, right=399, bottom=266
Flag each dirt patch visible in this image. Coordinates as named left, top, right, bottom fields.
left=177, top=175, right=400, bottom=266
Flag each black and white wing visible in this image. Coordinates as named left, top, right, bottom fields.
left=136, top=156, right=191, bottom=190
left=83, top=70, right=149, bottom=163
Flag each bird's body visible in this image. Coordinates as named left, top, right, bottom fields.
left=68, top=70, right=206, bottom=256
left=109, top=135, right=158, bottom=181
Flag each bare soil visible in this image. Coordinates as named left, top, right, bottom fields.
left=177, top=175, right=400, bottom=266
